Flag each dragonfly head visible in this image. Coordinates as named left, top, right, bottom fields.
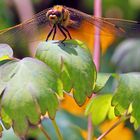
left=46, top=5, right=65, bottom=24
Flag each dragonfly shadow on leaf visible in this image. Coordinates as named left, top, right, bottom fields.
left=59, top=43, right=78, bottom=55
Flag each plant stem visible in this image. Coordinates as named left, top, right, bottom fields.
left=97, top=115, right=130, bottom=140
left=93, top=0, right=102, bottom=70
left=87, top=116, right=93, bottom=140
left=38, top=123, right=51, bottom=140
left=87, top=0, right=102, bottom=139
left=52, top=119, right=63, bottom=140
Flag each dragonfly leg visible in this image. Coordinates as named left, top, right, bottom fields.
left=61, top=26, right=72, bottom=39
left=52, top=25, right=57, bottom=40
left=58, top=25, right=67, bottom=42
left=46, top=25, right=55, bottom=41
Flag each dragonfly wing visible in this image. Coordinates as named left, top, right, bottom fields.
left=66, top=7, right=140, bottom=37
left=103, top=18, right=140, bottom=37
left=0, top=8, right=51, bottom=48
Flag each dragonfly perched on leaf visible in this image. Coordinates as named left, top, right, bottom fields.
left=0, top=5, right=140, bottom=50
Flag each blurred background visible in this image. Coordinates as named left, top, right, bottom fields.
left=1, top=0, right=140, bottom=140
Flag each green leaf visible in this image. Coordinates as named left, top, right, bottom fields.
left=0, top=44, right=13, bottom=60
left=1, top=109, right=12, bottom=129
left=112, top=73, right=140, bottom=129
left=93, top=73, right=112, bottom=92
left=0, top=57, right=62, bottom=136
left=0, top=59, right=12, bottom=66
left=0, top=124, right=3, bottom=133
left=85, top=94, right=115, bottom=125
left=36, top=40, right=96, bottom=106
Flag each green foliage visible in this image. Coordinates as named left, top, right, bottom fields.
left=32, top=0, right=41, bottom=3
left=1, top=109, right=12, bottom=130
left=90, top=72, right=140, bottom=129
left=82, top=0, right=140, bottom=19
left=0, top=56, right=62, bottom=136
left=0, top=39, right=97, bottom=137
left=1, top=38, right=140, bottom=138
left=93, top=73, right=112, bottom=92
left=36, top=40, right=96, bottom=106
left=112, top=73, right=140, bottom=129
left=85, top=94, right=115, bottom=125
left=0, top=0, right=13, bottom=29
left=1, top=0, right=140, bottom=139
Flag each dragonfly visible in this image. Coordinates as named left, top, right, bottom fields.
left=0, top=5, right=140, bottom=49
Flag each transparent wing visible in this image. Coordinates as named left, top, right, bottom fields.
left=66, top=6, right=140, bottom=37
left=103, top=18, right=140, bottom=37
left=0, top=8, right=52, bottom=48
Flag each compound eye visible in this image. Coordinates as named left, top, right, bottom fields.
left=55, top=11, right=61, bottom=18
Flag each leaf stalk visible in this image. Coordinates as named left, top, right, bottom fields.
left=38, top=123, right=51, bottom=140
left=52, top=119, right=63, bottom=140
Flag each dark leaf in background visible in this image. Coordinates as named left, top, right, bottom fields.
left=112, top=39, right=140, bottom=72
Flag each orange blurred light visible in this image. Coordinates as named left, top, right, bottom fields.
left=100, top=118, right=133, bottom=140
left=60, top=94, right=89, bottom=115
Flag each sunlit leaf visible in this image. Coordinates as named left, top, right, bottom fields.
left=36, top=40, right=96, bottom=106
left=1, top=109, right=12, bottom=129
left=85, top=94, right=115, bottom=125
left=0, top=57, right=62, bottom=135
